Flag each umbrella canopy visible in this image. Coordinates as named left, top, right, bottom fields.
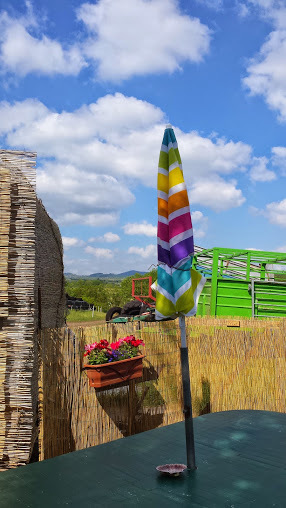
left=156, top=124, right=205, bottom=320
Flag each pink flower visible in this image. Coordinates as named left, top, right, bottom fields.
left=84, top=335, right=143, bottom=360
left=122, top=335, right=137, bottom=344
left=131, top=339, right=144, bottom=347
left=96, top=339, right=110, bottom=350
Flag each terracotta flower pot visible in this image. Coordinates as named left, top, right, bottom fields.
left=84, top=355, right=144, bottom=388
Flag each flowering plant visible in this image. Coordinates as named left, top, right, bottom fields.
left=84, top=335, right=144, bottom=365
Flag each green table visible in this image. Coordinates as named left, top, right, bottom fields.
left=1, top=410, right=285, bottom=507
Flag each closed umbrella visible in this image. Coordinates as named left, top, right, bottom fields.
left=156, top=124, right=205, bottom=469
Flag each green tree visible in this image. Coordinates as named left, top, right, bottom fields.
left=65, top=279, right=109, bottom=310
left=65, top=268, right=158, bottom=313
left=118, top=269, right=157, bottom=307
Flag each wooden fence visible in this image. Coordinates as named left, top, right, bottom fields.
left=38, top=317, right=286, bottom=461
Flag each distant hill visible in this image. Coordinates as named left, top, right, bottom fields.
left=89, top=270, right=146, bottom=278
left=124, top=270, right=146, bottom=277
left=64, top=270, right=146, bottom=281
left=64, top=272, right=81, bottom=280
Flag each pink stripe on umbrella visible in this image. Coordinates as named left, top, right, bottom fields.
left=157, top=221, right=169, bottom=243
left=169, top=213, right=192, bottom=240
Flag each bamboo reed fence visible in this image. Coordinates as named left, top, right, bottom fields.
left=0, top=149, right=65, bottom=471
left=0, top=150, right=37, bottom=470
left=39, top=317, right=286, bottom=461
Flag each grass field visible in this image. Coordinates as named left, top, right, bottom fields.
left=66, top=309, right=106, bottom=322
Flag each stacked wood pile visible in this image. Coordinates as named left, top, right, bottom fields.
left=0, top=150, right=65, bottom=470
left=39, top=317, right=286, bottom=461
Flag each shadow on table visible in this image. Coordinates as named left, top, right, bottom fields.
left=96, top=362, right=166, bottom=436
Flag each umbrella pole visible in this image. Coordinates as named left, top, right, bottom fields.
left=179, top=315, right=196, bottom=470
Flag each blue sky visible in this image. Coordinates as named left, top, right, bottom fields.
left=0, top=0, right=286, bottom=274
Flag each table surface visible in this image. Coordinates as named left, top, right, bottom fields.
left=1, top=410, right=285, bottom=507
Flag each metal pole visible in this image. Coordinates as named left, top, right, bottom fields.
left=251, top=279, right=255, bottom=318
left=210, top=248, right=219, bottom=316
left=179, top=315, right=196, bottom=470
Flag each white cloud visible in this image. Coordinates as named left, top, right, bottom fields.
left=89, top=232, right=120, bottom=243
left=191, top=210, right=208, bottom=238
left=2, top=94, right=164, bottom=161
left=128, top=244, right=157, bottom=259
left=65, top=247, right=155, bottom=274
left=85, top=246, right=114, bottom=258
left=0, top=98, right=48, bottom=134
left=0, top=96, right=251, bottom=185
left=0, top=94, right=256, bottom=221
left=271, top=146, right=286, bottom=175
left=265, top=199, right=286, bottom=226
left=249, top=156, right=276, bottom=181
left=123, top=221, right=157, bottom=237
left=101, top=232, right=120, bottom=243
left=195, top=0, right=223, bottom=10
left=179, top=131, right=251, bottom=178
left=123, top=212, right=208, bottom=240
left=0, top=0, right=211, bottom=82
left=247, top=0, right=275, bottom=8
left=276, top=245, right=286, bottom=252
left=243, top=1, right=286, bottom=121
left=77, top=0, right=211, bottom=81
left=253, top=198, right=286, bottom=228
left=36, top=162, right=135, bottom=226
left=243, top=30, right=286, bottom=121
left=62, top=236, right=85, bottom=249
left=64, top=256, right=92, bottom=275
left=60, top=212, right=119, bottom=227
left=236, top=3, right=250, bottom=17
left=246, top=1, right=283, bottom=15
left=0, top=9, right=86, bottom=77
left=248, top=205, right=262, bottom=216
left=190, top=178, right=246, bottom=212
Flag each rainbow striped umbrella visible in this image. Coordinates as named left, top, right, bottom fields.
left=156, top=124, right=205, bottom=320
left=155, top=124, right=205, bottom=470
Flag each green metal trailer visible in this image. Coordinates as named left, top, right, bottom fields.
left=193, top=247, right=286, bottom=319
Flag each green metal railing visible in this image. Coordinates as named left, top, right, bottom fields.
left=194, top=247, right=286, bottom=318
